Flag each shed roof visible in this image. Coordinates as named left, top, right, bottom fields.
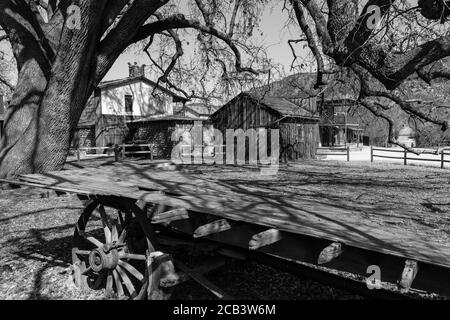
left=220, top=92, right=319, bottom=119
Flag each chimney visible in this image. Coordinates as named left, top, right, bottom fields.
left=128, top=62, right=146, bottom=78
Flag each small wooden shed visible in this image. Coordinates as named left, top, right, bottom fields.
left=210, top=92, right=320, bottom=161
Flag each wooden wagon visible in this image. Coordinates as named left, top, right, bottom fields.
left=2, top=162, right=450, bottom=300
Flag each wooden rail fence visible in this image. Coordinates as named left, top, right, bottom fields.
left=371, top=146, right=450, bottom=169
left=71, top=144, right=155, bottom=162
left=316, top=146, right=350, bottom=162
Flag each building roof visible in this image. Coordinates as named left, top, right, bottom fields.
left=127, top=114, right=205, bottom=123
left=218, top=92, right=319, bottom=120
left=98, top=76, right=189, bottom=103
left=174, top=103, right=219, bottom=117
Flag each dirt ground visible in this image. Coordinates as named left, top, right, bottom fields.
left=1, top=159, right=449, bottom=300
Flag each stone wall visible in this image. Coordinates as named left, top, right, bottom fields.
left=127, top=120, right=196, bottom=159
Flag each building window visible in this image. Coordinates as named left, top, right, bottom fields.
left=124, top=94, right=133, bottom=114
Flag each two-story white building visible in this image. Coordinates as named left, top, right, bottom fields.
left=74, top=63, right=188, bottom=149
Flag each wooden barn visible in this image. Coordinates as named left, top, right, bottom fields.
left=210, top=92, right=320, bottom=161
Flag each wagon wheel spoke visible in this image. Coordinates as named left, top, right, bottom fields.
left=78, top=230, right=103, bottom=248
left=74, top=249, right=90, bottom=255
left=136, top=268, right=149, bottom=300
left=98, top=205, right=112, bottom=244
left=105, top=271, right=114, bottom=298
left=119, top=252, right=147, bottom=261
left=111, top=221, right=119, bottom=243
left=118, top=260, right=144, bottom=281
left=117, top=210, right=125, bottom=228
left=112, top=269, right=124, bottom=298
left=118, top=228, right=127, bottom=244
left=116, top=265, right=137, bottom=298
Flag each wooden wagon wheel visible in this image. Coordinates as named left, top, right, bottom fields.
left=71, top=198, right=175, bottom=300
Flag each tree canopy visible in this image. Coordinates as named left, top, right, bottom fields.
left=284, top=0, right=450, bottom=148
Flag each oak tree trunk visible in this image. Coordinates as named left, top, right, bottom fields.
left=0, top=0, right=107, bottom=178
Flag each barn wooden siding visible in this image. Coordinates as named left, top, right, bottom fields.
left=211, top=94, right=279, bottom=132
left=211, top=94, right=320, bottom=161
left=279, top=121, right=320, bottom=160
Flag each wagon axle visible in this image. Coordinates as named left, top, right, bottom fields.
left=89, top=248, right=119, bottom=272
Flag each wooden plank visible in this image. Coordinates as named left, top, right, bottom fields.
left=248, top=229, right=282, bottom=250
left=398, top=260, right=419, bottom=293
left=0, top=178, right=93, bottom=196
left=151, top=208, right=190, bottom=224
left=193, top=219, right=231, bottom=238
left=317, top=242, right=343, bottom=265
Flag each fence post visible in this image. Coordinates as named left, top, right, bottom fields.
left=150, top=144, right=154, bottom=161
left=370, top=146, right=373, bottom=163
left=347, top=146, right=350, bottom=162
left=77, top=147, right=80, bottom=163
left=441, top=152, right=445, bottom=169
left=404, top=149, right=407, bottom=166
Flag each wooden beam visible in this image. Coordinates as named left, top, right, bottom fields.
left=151, top=208, right=190, bottom=224
left=249, top=229, right=282, bottom=250
left=318, top=242, right=343, bottom=265
left=174, top=260, right=234, bottom=299
left=398, top=260, right=418, bottom=293
left=193, top=219, right=231, bottom=238
left=160, top=257, right=226, bottom=288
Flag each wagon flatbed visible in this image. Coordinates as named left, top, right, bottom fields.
left=3, top=162, right=450, bottom=298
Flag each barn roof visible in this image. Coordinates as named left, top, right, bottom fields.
left=228, top=92, right=319, bottom=119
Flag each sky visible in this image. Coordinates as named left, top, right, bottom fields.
left=103, top=1, right=306, bottom=81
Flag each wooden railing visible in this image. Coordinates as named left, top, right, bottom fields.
left=316, top=146, right=350, bottom=162
left=70, top=144, right=155, bottom=162
left=371, top=146, right=450, bottom=169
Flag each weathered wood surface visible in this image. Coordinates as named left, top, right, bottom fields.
left=8, top=163, right=450, bottom=269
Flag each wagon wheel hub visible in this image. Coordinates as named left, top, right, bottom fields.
left=72, top=201, right=172, bottom=300
left=89, top=248, right=119, bottom=272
